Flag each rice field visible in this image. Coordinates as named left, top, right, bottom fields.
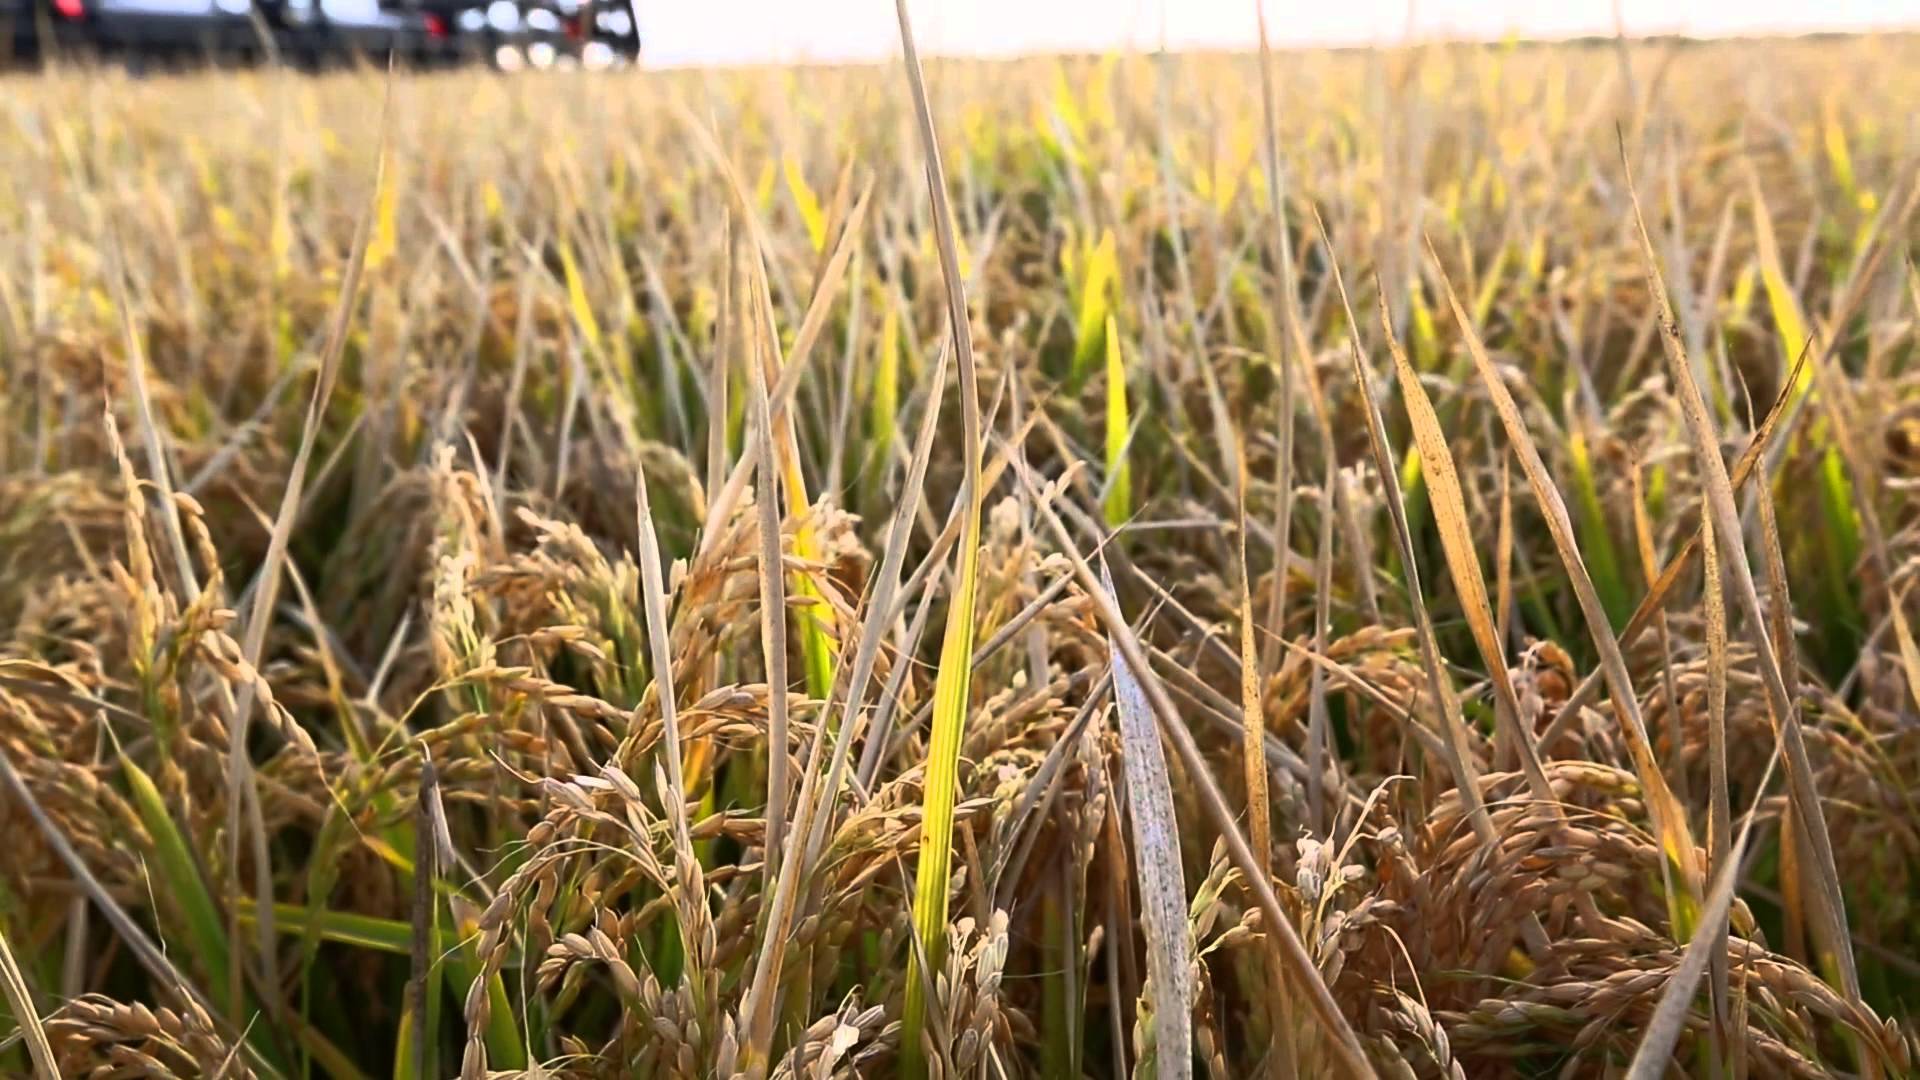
left=1, top=20, right=1919, bottom=1078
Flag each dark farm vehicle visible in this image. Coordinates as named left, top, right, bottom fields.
left=2, top=0, right=638, bottom=68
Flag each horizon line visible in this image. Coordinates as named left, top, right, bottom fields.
left=636, top=22, right=1918, bottom=71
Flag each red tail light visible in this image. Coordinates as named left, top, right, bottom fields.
left=425, top=12, right=447, bottom=36
left=54, top=0, right=85, bottom=19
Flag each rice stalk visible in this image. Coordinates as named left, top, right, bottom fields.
left=1623, top=136, right=1865, bottom=1026
left=0, top=925, right=55, bottom=1079
left=1430, top=238, right=1704, bottom=934
left=1626, top=746, right=1783, bottom=1079
left=893, top=0, right=988, bottom=1070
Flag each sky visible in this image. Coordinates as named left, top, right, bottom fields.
left=635, top=0, right=1919, bottom=68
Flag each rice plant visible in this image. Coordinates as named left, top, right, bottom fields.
left=1, top=25, right=1918, bottom=1079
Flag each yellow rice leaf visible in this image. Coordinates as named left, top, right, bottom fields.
left=871, top=300, right=900, bottom=456
left=751, top=158, right=777, bottom=214
left=1823, top=99, right=1857, bottom=203
left=783, top=155, right=827, bottom=252
left=559, top=243, right=601, bottom=353
left=1071, top=229, right=1117, bottom=381
left=366, top=158, right=398, bottom=271
left=1748, top=179, right=1813, bottom=396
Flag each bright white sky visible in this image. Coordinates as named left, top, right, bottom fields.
left=636, top=0, right=1918, bottom=68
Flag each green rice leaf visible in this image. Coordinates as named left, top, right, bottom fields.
left=895, top=0, right=988, bottom=1072
left=1568, top=427, right=1632, bottom=629
left=121, top=756, right=290, bottom=1074
left=1102, top=313, right=1132, bottom=526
